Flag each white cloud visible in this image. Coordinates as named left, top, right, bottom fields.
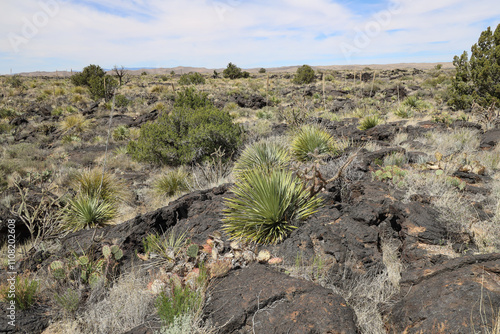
left=0, top=0, right=499, bottom=73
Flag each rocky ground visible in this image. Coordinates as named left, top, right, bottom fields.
left=0, top=67, right=499, bottom=333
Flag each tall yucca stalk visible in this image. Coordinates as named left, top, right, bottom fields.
left=223, top=169, right=322, bottom=244
left=291, top=124, right=336, bottom=162
left=233, top=141, right=290, bottom=177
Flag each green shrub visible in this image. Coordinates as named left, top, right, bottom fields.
left=0, top=276, right=39, bottom=310
left=259, top=68, right=266, bottom=74
left=154, top=168, right=191, bottom=198
left=178, top=72, right=206, bottom=85
left=358, top=115, right=382, bottom=130
left=112, top=125, right=130, bottom=141
left=6, top=75, right=23, bottom=88
left=114, top=94, right=130, bottom=108
left=448, top=24, right=500, bottom=109
left=174, top=87, right=212, bottom=109
left=234, top=141, right=290, bottom=176
left=223, top=63, right=247, bottom=79
left=291, top=124, right=336, bottom=162
left=223, top=169, right=323, bottom=244
left=71, top=64, right=106, bottom=87
left=293, top=65, right=316, bottom=84
left=128, top=89, right=243, bottom=166
left=88, top=75, right=118, bottom=101
left=0, top=121, right=13, bottom=135
left=71, top=64, right=117, bottom=101
left=0, top=108, right=19, bottom=119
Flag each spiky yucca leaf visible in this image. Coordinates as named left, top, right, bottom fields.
left=291, top=124, right=336, bottom=162
left=358, top=115, right=382, bottom=130
left=223, top=169, right=322, bottom=244
left=233, top=141, right=290, bottom=176
left=63, top=195, right=117, bottom=231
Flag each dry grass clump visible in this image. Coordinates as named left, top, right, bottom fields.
left=49, top=271, right=155, bottom=334
left=401, top=169, right=479, bottom=234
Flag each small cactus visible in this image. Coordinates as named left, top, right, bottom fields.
left=50, top=260, right=63, bottom=270
left=113, top=248, right=123, bottom=261
left=102, top=245, right=111, bottom=259
left=187, top=244, right=199, bottom=258
left=50, top=260, right=65, bottom=279
left=78, top=255, right=89, bottom=266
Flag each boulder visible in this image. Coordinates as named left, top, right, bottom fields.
left=385, top=254, right=500, bottom=333
left=204, top=264, right=359, bottom=334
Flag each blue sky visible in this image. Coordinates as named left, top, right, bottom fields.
left=0, top=0, right=499, bottom=74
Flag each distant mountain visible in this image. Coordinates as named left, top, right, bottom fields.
left=9, top=62, right=453, bottom=77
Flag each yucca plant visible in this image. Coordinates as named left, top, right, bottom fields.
left=393, top=105, right=414, bottom=118
left=358, top=115, right=382, bottom=130
left=291, top=124, right=336, bottom=162
left=154, top=168, right=191, bottom=198
left=60, top=113, right=90, bottom=134
left=70, top=168, right=128, bottom=205
left=233, top=141, right=290, bottom=177
left=63, top=194, right=117, bottom=231
left=143, top=229, right=188, bottom=260
left=223, top=169, right=322, bottom=244
left=112, top=125, right=131, bottom=141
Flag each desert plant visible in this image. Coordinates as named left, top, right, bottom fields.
left=153, top=168, right=191, bottom=198
left=233, top=140, right=290, bottom=176
left=71, top=64, right=106, bottom=87
left=88, top=75, right=118, bottom=101
left=114, top=94, right=130, bottom=108
left=293, top=65, right=316, bottom=84
left=62, top=194, right=117, bottom=231
left=0, top=276, right=39, bottom=310
left=178, top=72, right=206, bottom=85
left=291, top=124, right=336, bottom=162
left=54, top=289, right=80, bottom=316
left=223, top=63, right=248, bottom=79
left=112, top=125, right=130, bottom=141
left=60, top=114, right=90, bottom=134
left=6, top=75, right=23, bottom=88
left=128, top=89, right=243, bottom=166
left=155, top=283, right=204, bottom=328
left=142, top=229, right=188, bottom=260
left=448, top=24, right=500, bottom=109
left=70, top=168, right=128, bottom=205
left=223, top=168, right=323, bottom=244
left=259, top=68, right=266, bottom=73
left=358, top=115, right=382, bottom=130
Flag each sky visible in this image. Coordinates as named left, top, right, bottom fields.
left=0, top=0, right=499, bottom=74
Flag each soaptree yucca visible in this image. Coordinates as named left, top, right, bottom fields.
left=233, top=141, right=290, bottom=177
left=223, top=169, right=322, bottom=244
left=291, top=124, right=336, bottom=162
